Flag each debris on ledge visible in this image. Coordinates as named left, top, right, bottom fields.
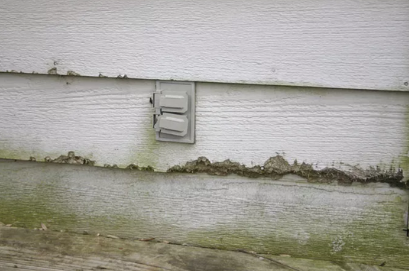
left=43, top=151, right=95, bottom=166
left=167, top=156, right=406, bottom=187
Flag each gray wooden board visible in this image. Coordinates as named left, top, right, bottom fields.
left=1, top=227, right=406, bottom=271
left=0, top=160, right=408, bottom=268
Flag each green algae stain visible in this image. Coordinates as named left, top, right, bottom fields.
left=0, top=140, right=52, bottom=162
left=136, top=130, right=160, bottom=168
left=0, top=175, right=160, bottom=237
left=184, top=192, right=409, bottom=268
left=184, top=209, right=409, bottom=268
left=400, top=106, right=409, bottom=181
left=0, top=163, right=408, bottom=268
left=0, top=148, right=32, bottom=161
left=0, top=181, right=78, bottom=230
left=130, top=113, right=161, bottom=170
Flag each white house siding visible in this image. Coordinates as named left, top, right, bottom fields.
left=0, top=73, right=408, bottom=180
left=0, top=0, right=408, bottom=91
left=1, top=1, right=409, bottom=267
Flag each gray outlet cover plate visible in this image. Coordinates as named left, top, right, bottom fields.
left=154, top=81, right=195, bottom=143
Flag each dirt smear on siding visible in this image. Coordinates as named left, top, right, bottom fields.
left=42, top=151, right=95, bottom=166
left=27, top=152, right=406, bottom=187
left=168, top=156, right=406, bottom=187
left=30, top=152, right=155, bottom=172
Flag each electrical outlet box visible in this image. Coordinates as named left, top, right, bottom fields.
left=152, top=81, right=195, bottom=143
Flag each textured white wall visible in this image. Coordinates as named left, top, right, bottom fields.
left=0, top=0, right=408, bottom=91
left=0, top=73, right=408, bottom=175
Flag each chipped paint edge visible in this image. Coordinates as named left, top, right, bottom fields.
left=1, top=70, right=408, bottom=92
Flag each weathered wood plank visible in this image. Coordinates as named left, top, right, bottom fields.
left=0, top=160, right=408, bottom=268
left=0, top=73, right=408, bottom=179
left=0, top=228, right=283, bottom=271
left=1, top=227, right=406, bottom=271
left=0, top=0, right=408, bottom=91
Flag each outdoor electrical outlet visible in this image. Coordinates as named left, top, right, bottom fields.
left=151, top=81, right=195, bottom=143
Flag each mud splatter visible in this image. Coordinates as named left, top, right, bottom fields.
left=43, top=151, right=95, bottom=166
left=126, top=164, right=154, bottom=172
left=167, top=156, right=405, bottom=186
left=66, top=70, right=80, bottom=76
left=47, top=67, right=58, bottom=75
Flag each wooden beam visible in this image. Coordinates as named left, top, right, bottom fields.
left=1, top=227, right=406, bottom=271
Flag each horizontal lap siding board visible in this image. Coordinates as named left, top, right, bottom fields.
left=0, top=160, right=408, bottom=268
left=0, top=0, right=408, bottom=91
left=0, top=73, right=408, bottom=176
